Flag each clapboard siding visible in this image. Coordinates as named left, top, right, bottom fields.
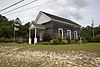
left=42, top=20, right=80, bottom=39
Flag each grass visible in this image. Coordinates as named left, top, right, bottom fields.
left=0, top=43, right=100, bottom=52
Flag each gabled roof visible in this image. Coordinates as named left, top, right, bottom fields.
left=41, top=11, right=81, bottom=27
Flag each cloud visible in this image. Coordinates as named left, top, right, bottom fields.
left=38, top=0, right=88, bottom=20
left=67, top=0, right=88, bottom=8
left=28, top=0, right=88, bottom=21
left=1, top=0, right=89, bottom=23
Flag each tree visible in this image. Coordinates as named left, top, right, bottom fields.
left=81, top=25, right=100, bottom=42
left=0, top=15, right=13, bottom=38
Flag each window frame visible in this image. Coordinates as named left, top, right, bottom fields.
left=58, top=28, right=63, bottom=39
left=67, top=30, right=71, bottom=39
left=74, top=31, right=78, bottom=39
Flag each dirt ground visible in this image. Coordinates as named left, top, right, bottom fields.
left=0, top=46, right=100, bottom=67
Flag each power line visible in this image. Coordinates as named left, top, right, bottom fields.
left=0, top=0, right=24, bottom=12
left=2, top=0, right=37, bottom=14
left=4, top=0, right=57, bottom=15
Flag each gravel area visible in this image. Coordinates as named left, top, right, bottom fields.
left=0, top=46, right=100, bottom=67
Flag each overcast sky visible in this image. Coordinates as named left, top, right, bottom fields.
left=0, top=0, right=100, bottom=27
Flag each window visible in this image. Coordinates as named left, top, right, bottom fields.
left=67, top=30, right=71, bottom=39
left=58, top=28, right=63, bottom=39
left=74, top=31, right=78, bottom=39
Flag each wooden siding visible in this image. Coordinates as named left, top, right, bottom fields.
left=42, top=21, right=54, bottom=39
left=52, top=21, right=80, bottom=39
left=41, top=20, right=80, bottom=40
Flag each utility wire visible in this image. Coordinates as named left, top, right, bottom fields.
left=2, top=0, right=37, bottom=14
left=0, top=0, right=24, bottom=12
left=3, top=0, right=57, bottom=15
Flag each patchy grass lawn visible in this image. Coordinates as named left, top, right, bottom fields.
left=0, top=43, right=100, bottom=67
left=1, top=43, right=100, bottom=52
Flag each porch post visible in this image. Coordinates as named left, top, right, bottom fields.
left=34, top=28, right=37, bottom=44
left=29, top=29, right=31, bottom=44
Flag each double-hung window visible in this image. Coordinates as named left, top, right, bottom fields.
left=74, top=31, right=78, bottom=39
left=58, top=28, right=63, bottom=39
left=67, top=30, right=71, bottom=39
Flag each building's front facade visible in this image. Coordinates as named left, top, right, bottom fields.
left=29, top=11, right=81, bottom=44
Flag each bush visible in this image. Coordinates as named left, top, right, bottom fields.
left=0, top=37, right=18, bottom=43
left=74, top=39, right=79, bottom=44
left=66, top=36, right=71, bottom=44
left=50, top=39, right=60, bottom=45
left=56, top=36, right=62, bottom=43
left=84, top=35, right=92, bottom=42
left=50, top=36, right=62, bottom=45
left=91, top=34, right=100, bottom=42
left=50, top=40, right=53, bottom=45
left=23, top=38, right=28, bottom=43
left=61, top=40, right=68, bottom=44
left=79, top=37, right=87, bottom=44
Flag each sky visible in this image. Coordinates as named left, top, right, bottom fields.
left=0, top=0, right=100, bottom=27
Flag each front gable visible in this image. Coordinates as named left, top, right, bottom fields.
left=35, top=11, right=51, bottom=24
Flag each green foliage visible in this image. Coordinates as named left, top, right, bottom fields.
left=55, top=35, right=62, bottom=43
left=61, top=40, right=68, bottom=44
left=50, top=39, right=59, bottom=45
left=82, top=37, right=88, bottom=43
left=81, top=25, right=100, bottom=42
left=50, top=35, right=69, bottom=45
left=50, top=36, right=62, bottom=45
left=0, top=37, right=18, bottom=43
left=0, top=15, right=13, bottom=38
left=91, top=34, right=100, bottom=42
left=0, top=15, right=29, bottom=43
left=74, top=39, right=79, bottom=44
left=66, top=36, right=70, bottom=44
left=15, top=22, right=30, bottom=39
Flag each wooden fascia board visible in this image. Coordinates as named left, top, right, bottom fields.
left=35, top=11, right=42, bottom=23
left=35, top=11, right=51, bottom=23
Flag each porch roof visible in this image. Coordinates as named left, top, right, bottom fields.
left=29, top=22, right=46, bottom=29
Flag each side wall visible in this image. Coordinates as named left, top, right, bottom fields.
left=52, top=21, right=80, bottom=39
left=42, top=21, right=54, bottom=41
left=41, top=21, right=80, bottom=41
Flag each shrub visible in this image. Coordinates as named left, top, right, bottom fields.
left=61, top=40, right=68, bottom=44
left=79, top=37, right=87, bottom=44
left=74, top=39, right=79, bottom=44
left=0, top=37, right=18, bottom=43
left=56, top=36, right=62, bottom=43
left=23, top=38, right=28, bottom=43
left=51, top=39, right=60, bottom=45
left=50, top=36, right=62, bottom=45
left=91, top=34, right=100, bottom=42
left=66, top=36, right=70, bottom=44
left=50, top=40, right=54, bottom=45
left=82, top=37, right=88, bottom=43
left=84, top=35, right=92, bottom=42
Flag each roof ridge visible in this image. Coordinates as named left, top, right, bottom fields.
left=40, top=11, right=81, bottom=26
